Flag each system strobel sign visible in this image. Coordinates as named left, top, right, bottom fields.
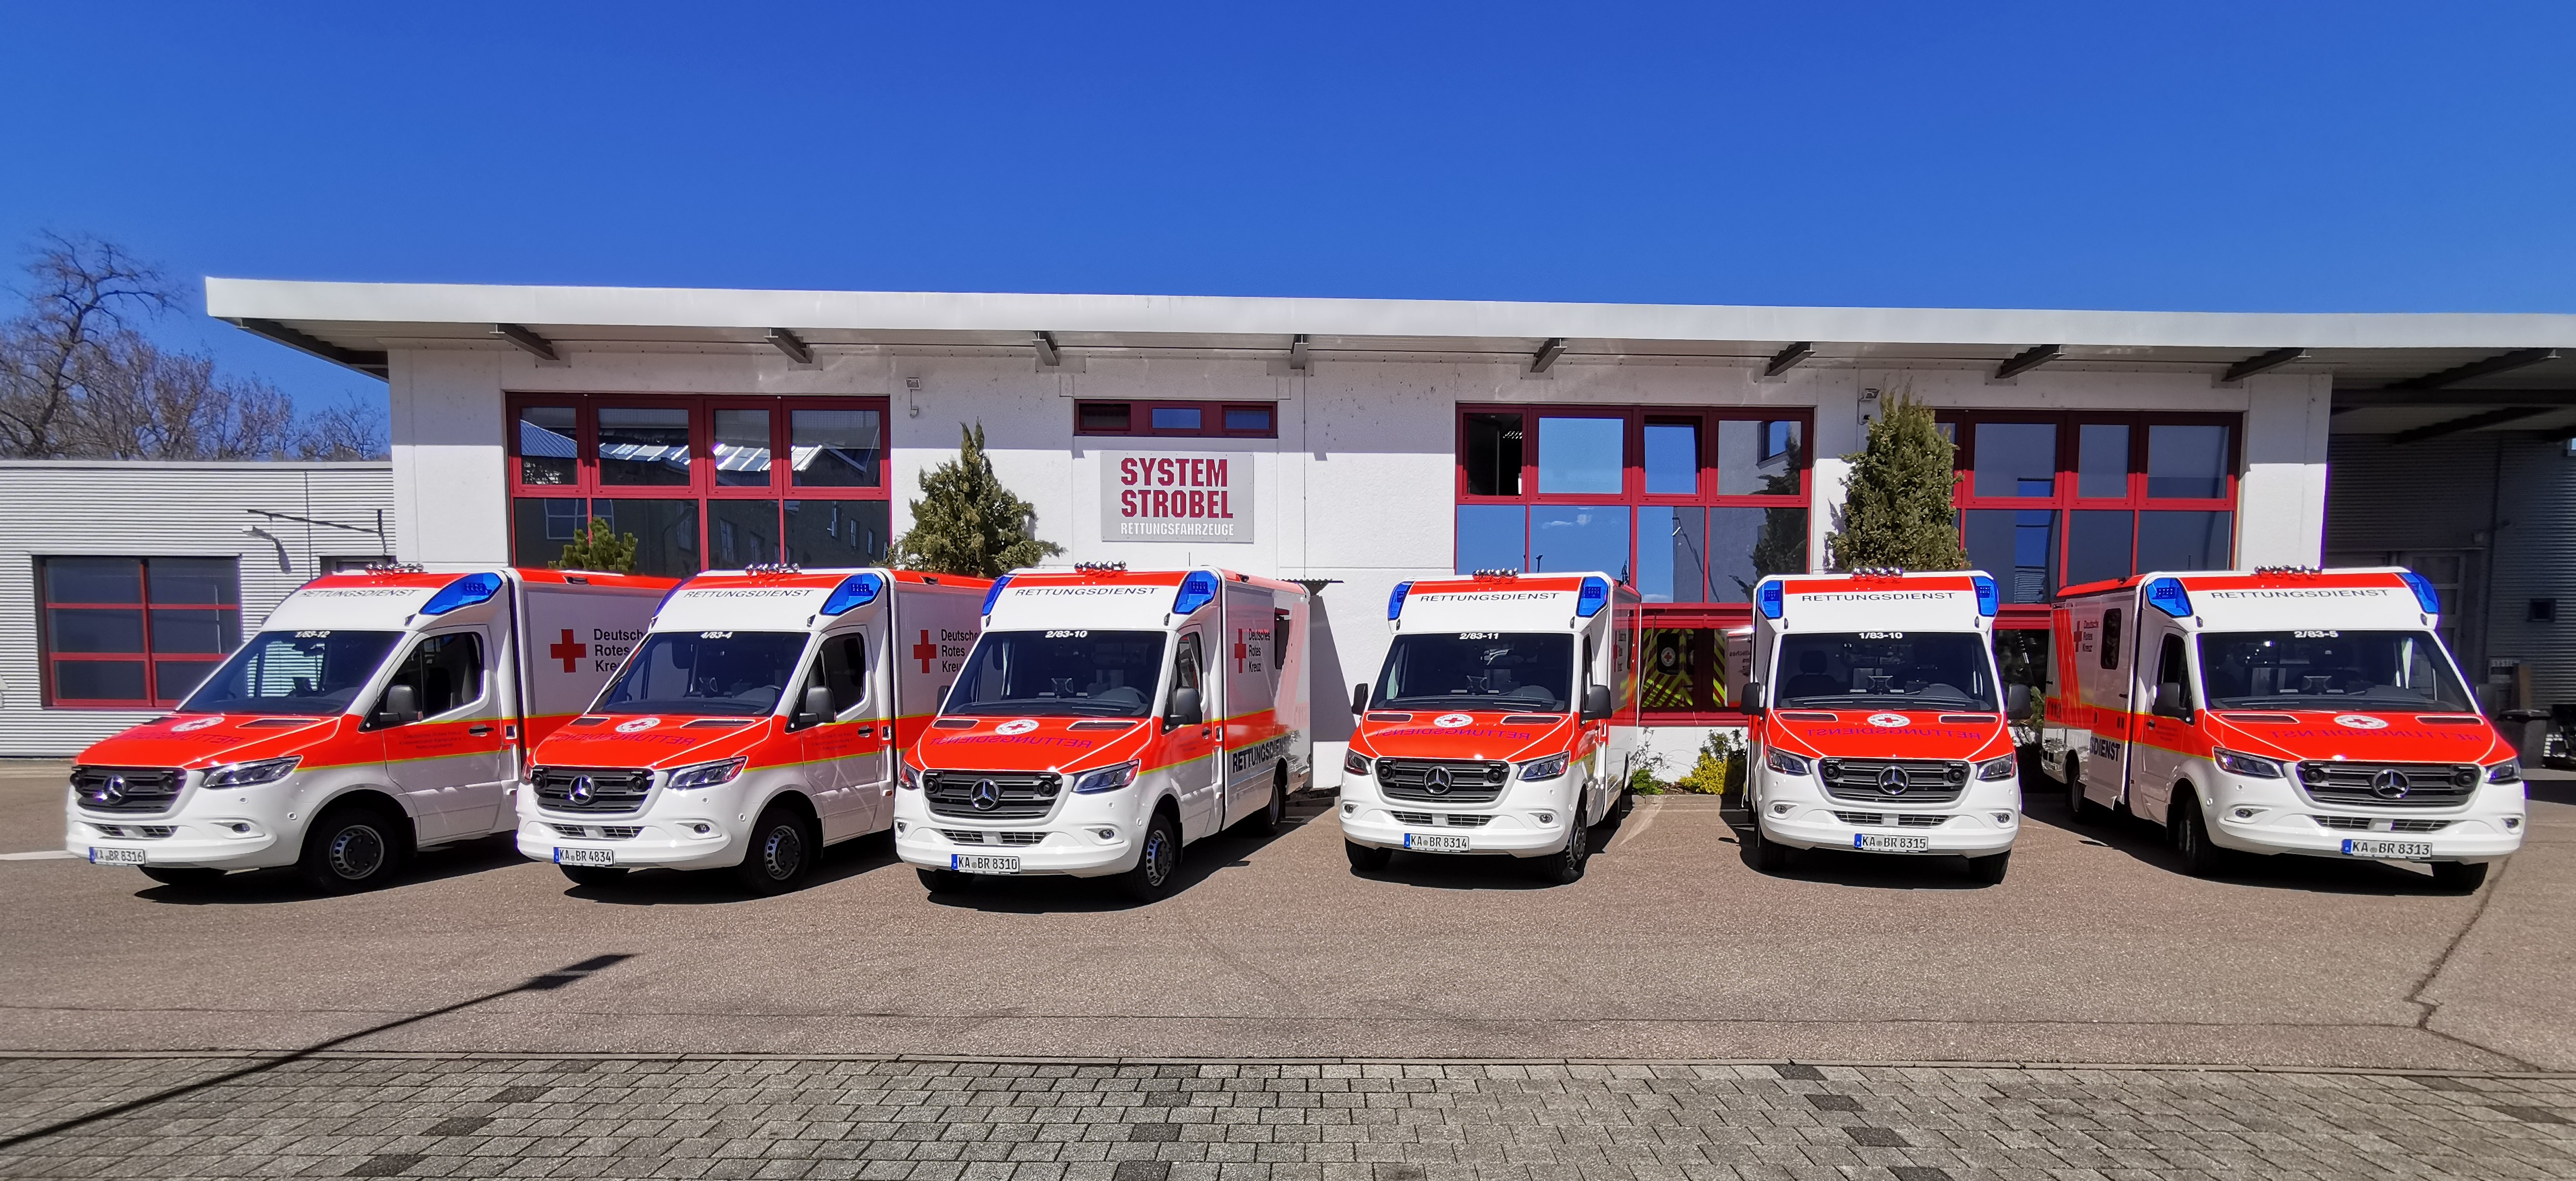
left=1102, top=451, right=1254, bottom=544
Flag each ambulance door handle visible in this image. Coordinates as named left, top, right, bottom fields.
left=469, top=725, right=493, bottom=736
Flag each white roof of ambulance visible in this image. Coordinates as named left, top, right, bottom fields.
left=985, top=571, right=1202, bottom=632
left=1394, top=574, right=1613, bottom=633
left=652, top=569, right=886, bottom=633
left=2130, top=568, right=2437, bottom=631
left=1766, top=572, right=1996, bottom=633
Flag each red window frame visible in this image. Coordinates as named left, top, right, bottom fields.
left=1941, top=410, right=2241, bottom=607
left=38, top=557, right=240, bottom=710
left=1073, top=400, right=1279, bottom=439
left=507, top=394, right=891, bottom=572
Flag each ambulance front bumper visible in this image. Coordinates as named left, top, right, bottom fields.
left=515, top=783, right=748, bottom=872
left=2205, top=787, right=2525, bottom=863
left=1752, top=767, right=2021, bottom=857
left=64, top=781, right=302, bottom=871
left=1334, top=766, right=1580, bottom=858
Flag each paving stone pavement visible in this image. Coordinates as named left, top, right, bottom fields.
left=1, top=1056, right=2572, bottom=1180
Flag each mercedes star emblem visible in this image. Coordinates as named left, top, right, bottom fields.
left=568, top=775, right=595, bottom=805
left=2371, top=769, right=2411, bottom=799
left=971, top=778, right=1003, bottom=811
left=1424, top=766, right=1454, bottom=796
left=1879, top=767, right=1911, bottom=795
left=95, top=774, right=127, bottom=805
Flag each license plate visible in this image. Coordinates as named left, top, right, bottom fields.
left=554, top=847, right=614, bottom=867
left=2343, top=838, right=2434, bottom=861
left=88, top=846, right=145, bottom=865
left=952, top=853, right=1019, bottom=874
left=1854, top=833, right=1932, bottom=853
left=1403, top=832, right=1470, bottom=852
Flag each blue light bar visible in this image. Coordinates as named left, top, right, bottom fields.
left=820, top=572, right=885, bottom=616
left=1756, top=580, right=1785, bottom=621
left=1970, top=573, right=1999, bottom=617
left=981, top=574, right=1013, bottom=617
left=2397, top=570, right=2442, bottom=614
left=1387, top=580, right=1414, bottom=621
left=1172, top=570, right=1219, bottom=616
left=2145, top=576, right=2192, bottom=618
left=421, top=572, right=504, bottom=616
left=1576, top=576, right=1609, bottom=618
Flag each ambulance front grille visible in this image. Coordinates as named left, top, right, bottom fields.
left=530, top=766, right=654, bottom=813
left=1374, top=759, right=1510, bottom=803
left=1816, top=758, right=1969, bottom=804
left=91, top=824, right=176, bottom=838
left=2315, top=815, right=2455, bottom=833
left=2296, top=762, right=2478, bottom=809
left=922, top=771, right=1062, bottom=820
left=70, top=766, right=184, bottom=814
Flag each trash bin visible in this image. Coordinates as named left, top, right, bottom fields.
left=2499, top=708, right=2551, bottom=765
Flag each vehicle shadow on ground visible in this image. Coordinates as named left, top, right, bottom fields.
left=1707, top=798, right=1991, bottom=891
left=1346, top=799, right=1640, bottom=892
left=132, top=834, right=531, bottom=905
left=922, top=795, right=1334, bottom=914
left=2017, top=780, right=2470, bottom=896
left=2523, top=779, right=2576, bottom=808
left=564, top=832, right=908, bottom=905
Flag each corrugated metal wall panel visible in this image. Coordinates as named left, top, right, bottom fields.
left=2490, top=440, right=2576, bottom=708
left=0, top=462, right=394, bottom=758
left=2325, top=435, right=2501, bottom=554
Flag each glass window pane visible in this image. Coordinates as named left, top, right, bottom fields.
left=591, top=499, right=700, bottom=577
left=1642, top=421, right=1699, bottom=495
left=1633, top=507, right=1706, bottom=603
left=1150, top=406, right=1204, bottom=432
left=1462, top=413, right=1523, bottom=496
left=2076, top=424, right=2130, bottom=499
left=708, top=500, right=782, bottom=569
left=50, top=608, right=144, bottom=654
left=1536, top=417, right=1623, bottom=494
left=1965, top=508, right=2058, bottom=605
left=596, top=407, right=692, bottom=486
left=2136, top=510, right=2233, bottom=572
left=147, top=558, right=237, bottom=605
left=512, top=498, right=589, bottom=568
left=1716, top=420, right=1805, bottom=495
left=2065, top=510, right=2134, bottom=589
left=791, top=409, right=883, bottom=487
left=155, top=659, right=219, bottom=704
left=1641, top=627, right=1704, bottom=710
left=785, top=500, right=890, bottom=566
left=1529, top=505, right=1630, bottom=579
left=151, top=609, right=238, bottom=654
left=712, top=409, right=772, bottom=488
left=1078, top=403, right=1131, bottom=432
left=1223, top=406, right=1272, bottom=433
left=1708, top=506, right=1809, bottom=602
left=44, top=558, right=140, bottom=605
left=517, top=406, right=578, bottom=486
left=1454, top=505, right=1525, bottom=574
left=2147, top=424, right=2231, bottom=499
left=55, top=660, right=145, bottom=702
left=1972, top=422, right=2057, bottom=498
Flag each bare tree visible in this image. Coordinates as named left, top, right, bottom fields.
left=0, top=234, right=176, bottom=457
left=292, top=394, right=389, bottom=460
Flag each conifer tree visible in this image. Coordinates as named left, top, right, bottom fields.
left=1827, top=393, right=1969, bottom=571
left=888, top=422, right=1063, bottom=576
left=550, top=516, right=638, bottom=573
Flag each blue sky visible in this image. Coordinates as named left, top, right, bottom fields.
left=4, top=2, right=2571, bottom=412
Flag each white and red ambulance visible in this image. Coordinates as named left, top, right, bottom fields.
left=1741, top=570, right=2023, bottom=882
left=893, top=564, right=1312, bottom=902
left=2041, top=567, right=2523, bottom=889
left=1337, top=571, right=1643, bottom=885
left=517, top=566, right=988, bottom=893
left=64, top=566, right=674, bottom=891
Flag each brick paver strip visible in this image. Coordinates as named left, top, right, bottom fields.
left=0, top=1054, right=2568, bottom=1179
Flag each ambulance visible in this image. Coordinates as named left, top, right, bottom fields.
left=893, top=564, right=1312, bottom=902
left=1740, top=570, right=2022, bottom=883
left=63, top=565, right=673, bottom=891
left=517, top=565, right=988, bottom=893
left=1338, top=571, right=1642, bottom=885
left=2041, top=567, right=2523, bottom=889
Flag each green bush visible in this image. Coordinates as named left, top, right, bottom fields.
left=1628, top=765, right=1667, bottom=796
left=1672, top=730, right=1746, bottom=795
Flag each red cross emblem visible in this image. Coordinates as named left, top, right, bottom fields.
left=548, top=629, right=586, bottom=673
left=912, top=629, right=939, bottom=674
left=1233, top=629, right=1248, bottom=671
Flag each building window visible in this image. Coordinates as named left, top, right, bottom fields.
left=509, top=395, right=891, bottom=577
left=39, top=557, right=241, bottom=709
left=1942, top=411, right=2238, bottom=604
left=1074, top=400, right=1278, bottom=439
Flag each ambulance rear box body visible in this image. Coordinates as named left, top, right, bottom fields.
left=65, top=566, right=673, bottom=890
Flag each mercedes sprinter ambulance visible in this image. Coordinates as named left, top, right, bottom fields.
left=1741, top=570, right=2022, bottom=883
left=1338, top=571, right=1642, bottom=885
left=893, top=565, right=1312, bottom=902
left=2041, top=566, right=2523, bottom=889
left=517, top=566, right=988, bottom=893
left=64, top=565, right=674, bottom=891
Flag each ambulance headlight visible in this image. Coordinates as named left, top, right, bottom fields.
left=898, top=763, right=921, bottom=790
left=1343, top=750, right=1371, bottom=777
left=1974, top=756, right=2016, bottom=782
left=665, top=757, right=746, bottom=791
left=2487, top=760, right=2521, bottom=784
left=2212, top=748, right=2285, bottom=780
left=1071, top=761, right=1140, bottom=795
left=1519, top=753, right=1571, bottom=781
left=202, top=756, right=301, bottom=788
left=1765, top=749, right=1812, bottom=776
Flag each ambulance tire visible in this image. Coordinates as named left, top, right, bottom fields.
left=735, top=802, right=816, bottom=895
left=1344, top=841, right=1392, bottom=872
left=2065, top=757, right=2104, bottom=823
left=139, top=867, right=223, bottom=888
left=2430, top=861, right=2490, bottom=893
left=1613, top=783, right=1634, bottom=820
left=297, top=800, right=411, bottom=893
left=1117, top=807, right=1183, bottom=903
left=1746, top=816, right=1793, bottom=874
left=1238, top=764, right=1288, bottom=836
left=2172, top=791, right=2230, bottom=878
left=916, top=867, right=970, bottom=893
left=559, top=865, right=628, bottom=888
left=1964, top=850, right=2011, bottom=885
left=1534, top=802, right=1591, bottom=885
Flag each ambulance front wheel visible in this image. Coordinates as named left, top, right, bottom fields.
left=560, top=865, right=628, bottom=888
left=2172, top=791, right=2230, bottom=878
left=1117, top=808, right=1183, bottom=903
left=2064, top=756, right=2105, bottom=823
left=1533, top=805, right=1591, bottom=885
left=916, top=867, right=969, bottom=893
left=1965, top=850, right=2011, bottom=885
left=296, top=800, right=411, bottom=893
left=1745, top=817, right=1792, bottom=874
left=1343, top=840, right=1391, bottom=872
left=2430, top=861, right=2490, bottom=892
left=735, top=801, right=816, bottom=895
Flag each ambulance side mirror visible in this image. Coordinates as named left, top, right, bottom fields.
left=2007, top=684, right=2033, bottom=717
left=1350, top=682, right=1369, bottom=716
left=1168, top=687, right=1204, bottom=729
left=2154, top=681, right=2189, bottom=719
left=377, top=683, right=420, bottom=727
left=794, top=686, right=833, bottom=729
left=1581, top=684, right=1613, bottom=722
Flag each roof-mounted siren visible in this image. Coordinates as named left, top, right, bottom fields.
left=2144, top=576, right=2192, bottom=619
left=1970, top=574, right=1999, bottom=618
left=2397, top=570, right=2443, bottom=616
left=820, top=572, right=885, bottom=616
left=421, top=572, right=504, bottom=616
left=1386, top=580, right=1414, bottom=622
left=1756, top=579, right=1785, bottom=621
left=980, top=575, right=1013, bottom=618
left=1576, top=576, right=1610, bottom=619
left=1172, top=570, right=1219, bottom=616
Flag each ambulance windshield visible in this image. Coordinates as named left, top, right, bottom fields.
left=1771, top=632, right=1999, bottom=710
left=179, top=630, right=405, bottom=716
left=1372, top=633, right=1574, bottom=713
left=2197, top=630, right=2472, bottom=711
left=945, top=630, right=1169, bottom=717
left=595, top=631, right=809, bottom=716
